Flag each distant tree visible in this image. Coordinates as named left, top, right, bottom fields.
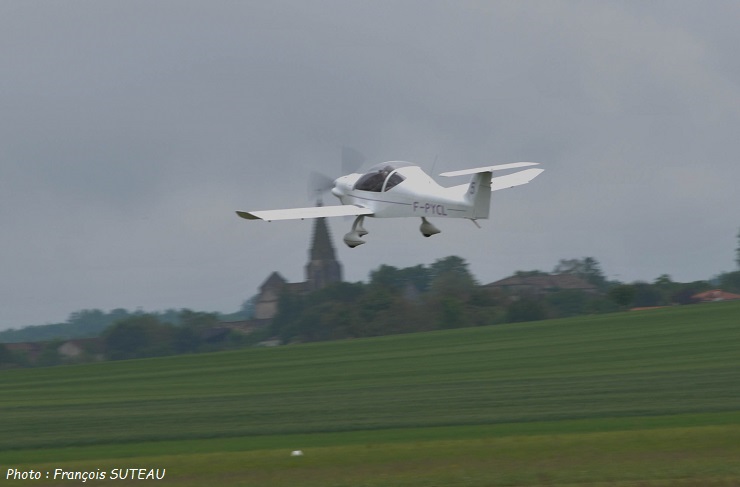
left=468, top=286, right=503, bottom=307
left=736, top=227, right=740, bottom=269
left=109, top=308, right=131, bottom=322
left=370, top=264, right=432, bottom=293
left=105, top=317, right=151, bottom=360
left=429, top=271, right=477, bottom=301
left=609, top=285, right=636, bottom=308
left=552, top=258, right=581, bottom=274
left=0, top=344, right=12, bottom=366
left=505, top=297, right=546, bottom=323
left=320, top=302, right=360, bottom=339
left=104, top=315, right=174, bottom=360
left=436, top=296, right=466, bottom=329
left=66, top=309, right=105, bottom=331
left=66, top=309, right=139, bottom=337
left=430, top=256, right=478, bottom=284
left=671, top=287, right=700, bottom=305
left=652, top=274, right=679, bottom=304
left=369, top=264, right=403, bottom=290
left=631, top=282, right=666, bottom=307
left=315, top=282, right=365, bottom=303
left=172, top=327, right=200, bottom=354
left=0, top=308, right=134, bottom=343
left=653, top=274, right=673, bottom=287
left=358, top=286, right=395, bottom=323
left=584, top=296, right=620, bottom=314
left=277, top=283, right=368, bottom=342
left=400, top=264, right=433, bottom=293
left=429, top=256, right=477, bottom=300
left=718, top=271, right=740, bottom=294
left=178, top=309, right=220, bottom=330
left=36, top=340, right=64, bottom=367
left=270, top=293, right=307, bottom=344
left=546, top=290, right=589, bottom=317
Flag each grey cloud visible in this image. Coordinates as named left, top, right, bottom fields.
left=1, top=1, right=739, bottom=328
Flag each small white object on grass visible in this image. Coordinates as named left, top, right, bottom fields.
left=290, top=450, right=304, bottom=457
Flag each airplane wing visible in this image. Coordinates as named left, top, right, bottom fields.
left=236, top=205, right=373, bottom=222
left=439, top=162, right=539, bottom=177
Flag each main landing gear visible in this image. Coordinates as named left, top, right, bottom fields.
left=343, top=215, right=369, bottom=248
left=419, top=217, right=440, bottom=237
left=343, top=216, right=442, bottom=247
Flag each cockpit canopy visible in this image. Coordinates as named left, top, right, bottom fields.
left=353, top=161, right=414, bottom=192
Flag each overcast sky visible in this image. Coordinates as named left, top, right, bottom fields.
left=2, top=1, right=739, bottom=329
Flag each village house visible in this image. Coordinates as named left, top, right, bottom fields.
left=484, top=273, right=598, bottom=295
left=57, top=337, right=104, bottom=359
left=691, top=289, right=740, bottom=302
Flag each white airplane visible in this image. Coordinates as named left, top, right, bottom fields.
left=236, top=161, right=544, bottom=247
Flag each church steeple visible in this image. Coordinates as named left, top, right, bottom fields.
left=304, top=202, right=342, bottom=291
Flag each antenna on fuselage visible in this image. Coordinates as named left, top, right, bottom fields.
left=430, top=154, right=439, bottom=183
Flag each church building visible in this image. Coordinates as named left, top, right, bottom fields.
left=252, top=214, right=342, bottom=322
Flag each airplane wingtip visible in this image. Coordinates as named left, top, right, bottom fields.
left=236, top=211, right=261, bottom=220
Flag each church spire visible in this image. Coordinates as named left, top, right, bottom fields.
left=304, top=211, right=342, bottom=292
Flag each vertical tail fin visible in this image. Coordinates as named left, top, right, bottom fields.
left=465, top=171, right=492, bottom=219
left=439, top=163, right=543, bottom=220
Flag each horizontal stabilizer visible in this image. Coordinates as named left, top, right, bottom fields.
left=236, top=205, right=373, bottom=222
left=439, top=162, right=539, bottom=177
left=490, top=168, right=544, bottom=191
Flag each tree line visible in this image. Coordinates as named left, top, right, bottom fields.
left=0, top=309, right=253, bottom=368
left=3, top=226, right=740, bottom=367
left=267, top=255, right=740, bottom=345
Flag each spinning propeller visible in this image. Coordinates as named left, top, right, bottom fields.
left=309, top=147, right=366, bottom=201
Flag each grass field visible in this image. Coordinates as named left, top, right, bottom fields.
left=1, top=301, right=739, bottom=486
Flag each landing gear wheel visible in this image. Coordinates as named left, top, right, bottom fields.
left=344, top=215, right=369, bottom=247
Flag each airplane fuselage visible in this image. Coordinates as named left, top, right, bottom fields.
left=332, top=165, right=473, bottom=219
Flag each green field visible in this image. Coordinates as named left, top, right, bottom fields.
left=2, top=302, right=739, bottom=486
